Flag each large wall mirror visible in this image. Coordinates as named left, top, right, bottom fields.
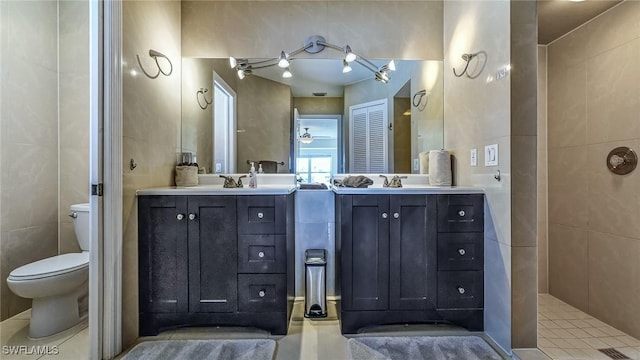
left=181, top=57, right=444, bottom=180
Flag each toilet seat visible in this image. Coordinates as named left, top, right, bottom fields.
left=9, top=253, right=89, bottom=281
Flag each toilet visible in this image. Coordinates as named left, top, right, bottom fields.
left=7, top=203, right=90, bottom=338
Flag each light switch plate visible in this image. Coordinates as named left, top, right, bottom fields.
left=470, top=148, right=477, bottom=167
left=215, top=163, right=222, bottom=172
left=413, top=158, right=419, bottom=171
left=485, top=144, right=498, bottom=166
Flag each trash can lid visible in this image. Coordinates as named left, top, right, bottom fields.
left=305, top=249, right=326, bottom=264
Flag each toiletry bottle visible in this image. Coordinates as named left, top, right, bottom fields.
left=258, top=163, right=264, bottom=174
left=249, top=162, right=257, bottom=188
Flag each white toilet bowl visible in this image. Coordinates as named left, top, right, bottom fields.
left=6, top=203, right=90, bottom=338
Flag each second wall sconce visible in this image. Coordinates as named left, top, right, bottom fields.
left=196, top=88, right=212, bottom=110
left=136, top=49, right=173, bottom=79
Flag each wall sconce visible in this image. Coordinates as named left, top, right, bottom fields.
left=229, top=35, right=396, bottom=83
left=196, top=88, right=212, bottom=110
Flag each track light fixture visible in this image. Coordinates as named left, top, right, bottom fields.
left=229, top=35, right=395, bottom=83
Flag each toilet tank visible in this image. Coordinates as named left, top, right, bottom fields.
left=71, top=203, right=90, bottom=251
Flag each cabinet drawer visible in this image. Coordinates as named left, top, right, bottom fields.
left=437, top=233, right=483, bottom=271
left=437, top=195, right=484, bottom=233
left=437, top=271, right=483, bottom=309
left=237, top=196, right=285, bottom=234
left=238, top=274, right=286, bottom=312
left=238, top=235, right=286, bottom=274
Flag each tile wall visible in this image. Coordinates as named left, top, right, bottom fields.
left=443, top=0, right=513, bottom=352
left=0, top=0, right=89, bottom=321
left=537, top=45, right=548, bottom=294
left=0, top=0, right=59, bottom=321
left=547, top=0, right=640, bottom=340
left=122, top=0, right=182, bottom=348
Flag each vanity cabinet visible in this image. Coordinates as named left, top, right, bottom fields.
left=336, top=193, right=483, bottom=334
left=138, top=194, right=294, bottom=336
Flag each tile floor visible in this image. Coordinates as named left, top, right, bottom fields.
left=0, top=309, right=88, bottom=359
left=536, top=293, right=640, bottom=360
left=6, top=295, right=634, bottom=359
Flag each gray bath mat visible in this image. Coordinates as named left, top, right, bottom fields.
left=122, top=339, right=276, bottom=360
left=348, top=336, right=502, bottom=360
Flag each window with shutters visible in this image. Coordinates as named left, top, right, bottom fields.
left=349, top=99, right=388, bottom=172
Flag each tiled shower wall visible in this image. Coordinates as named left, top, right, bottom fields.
left=547, top=1, right=640, bottom=340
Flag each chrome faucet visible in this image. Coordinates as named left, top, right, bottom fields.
left=219, top=175, right=247, bottom=188
left=379, top=175, right=407, bottom=188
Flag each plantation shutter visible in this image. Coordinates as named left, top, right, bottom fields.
left=349, top=99, right=388, bottom=172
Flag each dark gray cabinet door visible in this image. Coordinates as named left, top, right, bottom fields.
left=341, top=195, right=389, bottom=311
left=187, top=196, right=238, bottom=313
left=389, top=195, right=437, bottom=310
left=138, top=196, right=189, bottom=313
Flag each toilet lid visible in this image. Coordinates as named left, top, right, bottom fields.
left=9, top=253, right=89, bottom=280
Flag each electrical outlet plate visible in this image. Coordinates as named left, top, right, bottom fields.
left=413, top=158, right=419, bottom=171
left=485, top=144, right=498, bottom=166
left=470, top=148, right=477, bottom=167
left=215, top=163, right=222, bottom=172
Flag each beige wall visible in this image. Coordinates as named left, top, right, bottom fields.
left=547, top=1, right=640, bottom=339
left=0, top=0, right=59, bottom=321
left=122, top=0, right=182, bottom=347
left=444, top=0, right=538, bottom=351
left=237, top=76, right=292, bottom=172
left=537, top=45, right=548, bottom=294
left=293, top=97, right=343, bottom=116
left=181, top=1, right=443, bottom=60
left=59, top=0, right=90, bottom=254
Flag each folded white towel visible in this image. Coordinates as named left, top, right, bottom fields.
left=428, top=150, right=452, bottom=186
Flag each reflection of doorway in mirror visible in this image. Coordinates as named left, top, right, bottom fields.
left=212, top=71, right=236, bottom=173
left=295, top=112, right=341, bottom=184
left=393, top=80, right=411, bottom=173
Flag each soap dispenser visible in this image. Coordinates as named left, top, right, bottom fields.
left=258, top=163, right=264, bottom=174
left=249, top=162, right=257, bottom=188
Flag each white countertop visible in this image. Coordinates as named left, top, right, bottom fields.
left=136, top=184, right=297, bottom=196
left=331, top=185, right=484, bottom=195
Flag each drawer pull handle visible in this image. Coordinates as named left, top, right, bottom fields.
left=257, top=212, right=264, bottom=219
left=176, top=214, right=185, bottom=221
left=188, top=213, right=197, bottom=221
left=258, top=251, right=265, bottom=258
left=258, top=289, right=266, bottom=298
left=393, top=212, right=399, bottom=219
left=382, top=212, right=388, bottom=219
left=458, top=210, right=466, bottom=217
left=458, top=248, right=466, bottom=256
left=457, top=286, right=466, bottom=294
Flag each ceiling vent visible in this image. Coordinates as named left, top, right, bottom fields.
left=312, top=92, right=327, bottom=97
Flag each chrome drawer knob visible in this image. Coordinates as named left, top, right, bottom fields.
left=382, top=213, right=388, bottom=219
left=259, top=290, right=266, bottom=298
left=458, top=210, right=465, bottom=217
left=176, top=214, right=185, bottom=221
left=188, top=213, right=197, bottom=221
left=257, top=212, right=264, bottom=219
left=393, top=213, right=399, bottom=219
left=258, top=251, right=265, bottom=258
left=457, top=287, right=466, bottom=294
left=458, top=248, right=466, bottom=256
